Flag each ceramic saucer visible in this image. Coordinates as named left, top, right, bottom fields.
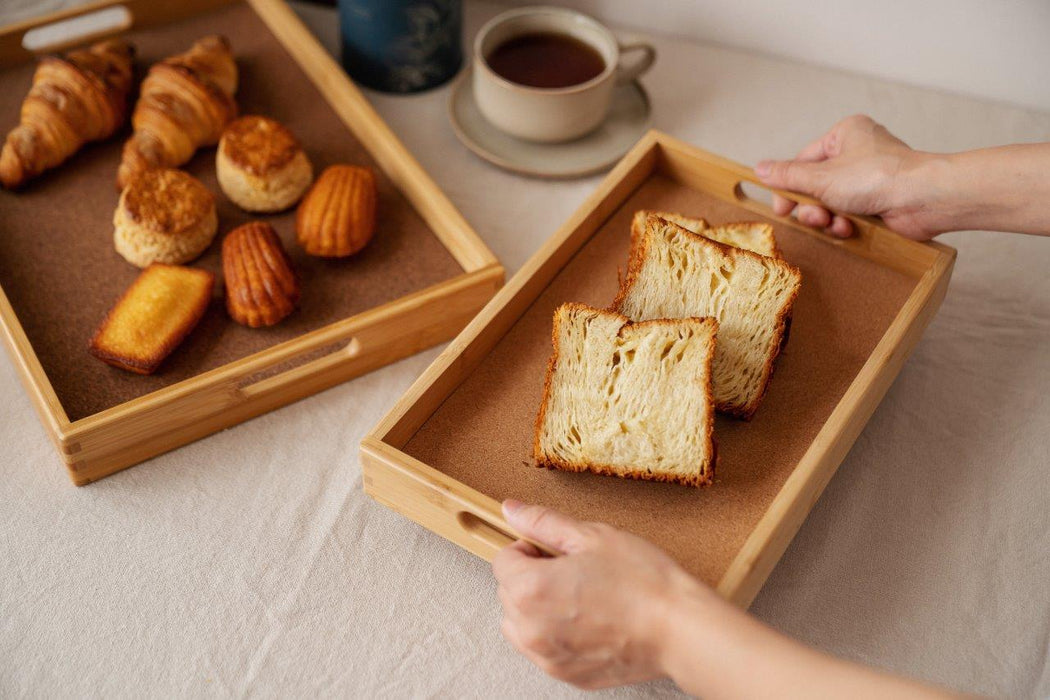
left=448, top=68, right=652, bottom=179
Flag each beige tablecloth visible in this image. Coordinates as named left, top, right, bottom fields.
left=1, top=2, right=1048, bottom=697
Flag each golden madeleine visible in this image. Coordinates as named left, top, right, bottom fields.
left=296, top=164, right=376, bottom=258
left=222, top=221, right=299, bottom=327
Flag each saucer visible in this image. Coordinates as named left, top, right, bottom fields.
left=448, top=68, right=652, bottom=179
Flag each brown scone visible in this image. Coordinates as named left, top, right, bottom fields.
left=90, top=264, right=214, bottom=374
left=1, top=39, right=134, bottom=189
left=114, top=168, right=218, bottom=267
left=222, top=221, right=299, bottom=327
left=296, top=165, right=377, bottom=257
left=117, top=35, right=238, bottom=189
left=216, top=115, right=312, bottom=212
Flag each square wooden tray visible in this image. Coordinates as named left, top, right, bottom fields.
left=0, top=0, right=502, bottom=485
left=361, top=130, right=955, bottom=608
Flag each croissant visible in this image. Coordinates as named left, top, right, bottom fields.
left=0, top=39, right=134, bottom=189
left=117, top=35, right=237, bottom=189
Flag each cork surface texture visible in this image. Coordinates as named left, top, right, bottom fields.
left=0, top=2, right=464, bottom=421
left=403, top=176, right=917, bottom=586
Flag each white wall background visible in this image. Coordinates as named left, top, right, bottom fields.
left=3, top=0, right=1048, bottom=112
left=494, top=0, right=1050, bottom=113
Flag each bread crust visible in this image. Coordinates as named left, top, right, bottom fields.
left=533, top=302, right=718, bottom=487
left=89, top=264, right=214, bottom=374
left=612, top=215, right=801, bottom=420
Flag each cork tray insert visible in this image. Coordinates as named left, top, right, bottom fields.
left=402, top=175, right=918, bottom=586
left=0, top=3, right=463, bottom=421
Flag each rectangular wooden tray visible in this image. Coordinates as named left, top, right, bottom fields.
left=0, top=0, right=502, bottom=485
left=361, top=130, right=955, bottom=608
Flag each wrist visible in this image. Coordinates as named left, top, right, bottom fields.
left=889, top=150, right=975, bottom=237
left=647, top=571, right=726, bottom=682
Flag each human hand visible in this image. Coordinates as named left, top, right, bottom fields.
left=755, top=114, right=937, bottom=240
left=491, top=499, right=715, bottom=689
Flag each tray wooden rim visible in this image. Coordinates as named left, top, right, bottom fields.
left=0, top=0, right=503, bottom=484
left=361, top=129, right=956, bottom=608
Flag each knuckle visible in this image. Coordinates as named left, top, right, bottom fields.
left=537, top=658, right=574, bottom=682
left=521, top=627, right=556, bottom=657
left=843, top=113, right=873, bottom=128
left=516, top=571, right=548, bottom=604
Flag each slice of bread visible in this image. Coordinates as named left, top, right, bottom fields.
left=631, top=211, right=780, bottom=259
left=614, top=215, right=801, bottom=419
left=534, top=303, right=718, bottom=487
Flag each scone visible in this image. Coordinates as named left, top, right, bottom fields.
left=113, top=168, right=218, bottom=268
left=296, top=164, right=377, bottom=257
left=216, top=115, right=312, bottom=212
left=90, top=264, right=214, bottom=374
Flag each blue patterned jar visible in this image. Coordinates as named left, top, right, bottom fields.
left=338, top=0, right=463, bottom=93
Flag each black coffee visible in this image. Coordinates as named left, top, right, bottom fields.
left=486, top=32, right=606, bottom=89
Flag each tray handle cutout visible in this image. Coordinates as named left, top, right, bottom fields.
left=455, top=510, right=560, bottom=559
left=21, top=6, right=133, bottom=54
left=236, top=336, right=364, bottom=401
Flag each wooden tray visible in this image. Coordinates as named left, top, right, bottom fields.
left=361, top=130, right=955, bottom=608
left=0, top=0, right=502, bottom=485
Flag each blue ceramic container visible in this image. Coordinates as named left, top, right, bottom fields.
left=338, top=0, right=463, bottom=93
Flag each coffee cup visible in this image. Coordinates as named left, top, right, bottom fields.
left=473, top=6, right=655, bottom=143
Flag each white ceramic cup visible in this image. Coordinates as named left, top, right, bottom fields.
left=473, top=6, right=655, bottom=143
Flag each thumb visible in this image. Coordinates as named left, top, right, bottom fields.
left=755, top=159, right=826, bottom=197
left=502, top=499, right=589, bottom=555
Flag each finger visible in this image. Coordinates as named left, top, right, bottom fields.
left=772, top=193, right=797, bottom=217
left=827, top=214, right=854, bottom=238
left=797, top=204, right=831, bottom=229
left=492, top=539, right=541, bottom=582
left=503, top=500, right=589, bottom=555
left=754, top=160, right=826, bottom=198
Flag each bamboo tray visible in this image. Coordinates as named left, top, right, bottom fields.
left=0, top=0, right=502, bottom=485
left=361, top=130, right=955, bottom=608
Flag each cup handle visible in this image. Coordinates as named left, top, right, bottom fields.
left=615, top=41, right=656, bottom=84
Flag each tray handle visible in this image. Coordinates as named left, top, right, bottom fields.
left=1, top=1, right=134, bottom=63
left=455, top=508, right=560, bottom=559
left=234, top=336, right=363, bottom=401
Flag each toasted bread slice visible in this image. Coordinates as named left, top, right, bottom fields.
left=630, top=211, right=779, bottom=259
left=90, top=264, right=214, bottom=374
left=534, top=303, right=718, bottom=487
left=614, top=215, right=801, bottom=419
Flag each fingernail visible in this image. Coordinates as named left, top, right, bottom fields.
left=503, top=499, right=523, bottom=516
left=755, top=160, right=772, bottom=177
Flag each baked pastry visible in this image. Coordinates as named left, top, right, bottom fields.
left=222, top=221, right=299, bottom=327
left=113, top=168, right=218, bottom=267
left=534, top=303, right=718, bottom=487
left=90, top=264, right=214, bottom=374
left=216, top=115, right=312, bottom=212
left=117, top=35, right=238, bottom=189
left=614, top=214, right=801, bottom=419
left=296, top=165, right=376, bottom=257
left=1, top=39, right=134, bottom=189
left=630, top=211, right=780, bottom=259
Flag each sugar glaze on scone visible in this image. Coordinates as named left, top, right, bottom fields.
left=216, top=115, right=312, bottom=212
left=113, top=168, right=218, bottom=268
